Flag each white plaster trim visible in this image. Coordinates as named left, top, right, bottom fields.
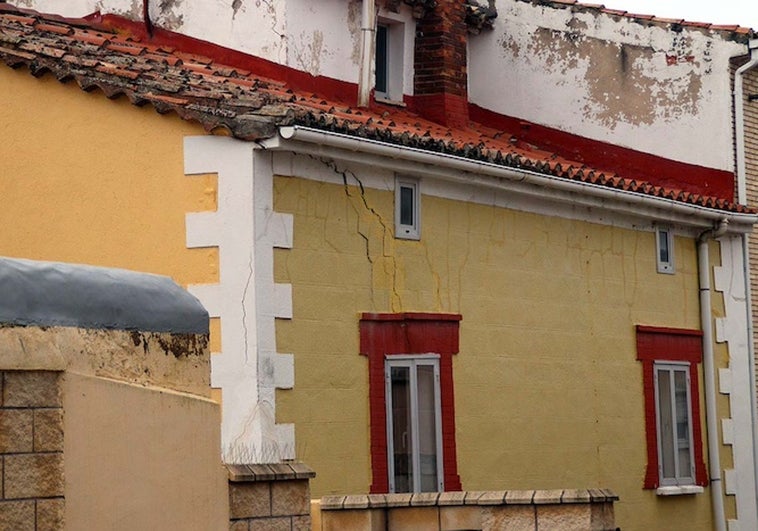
left=719, top=368, right=733, bottom=394
left=713, top=236, right=758, bottom=528
left=184, top=136, right=294, bottom=463
left=655, top=485, right=705, bottom=496
left=723, top=418, right=735, bottom=446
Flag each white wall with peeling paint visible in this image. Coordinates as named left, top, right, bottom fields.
left=469, top=1, right=746, bottom=171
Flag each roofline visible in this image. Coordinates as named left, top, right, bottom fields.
left=264, top=126, right=758, bottom=233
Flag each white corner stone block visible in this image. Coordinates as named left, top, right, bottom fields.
left=722, top=418, right=735, bottom=446
left=719, top=368, right=733, bottom=395
left=270, top=212, right=294, bottom=249
left=275, top=423, right=296, bottom=460
left=725, top=469, right=737, bottom=496
left=274, top=353, right=295, bottom=389
left=185, top=212, right=221, bottom=248
left=715, top=317, right=727, bottom=344
left=187, top=284, right=223, bottom=318
left=272, top=283, right=293, bottom=319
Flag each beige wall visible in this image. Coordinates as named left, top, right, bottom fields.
left=64, top=372, right=227, bottom=530
left=273, top=175, right=713, bottom=530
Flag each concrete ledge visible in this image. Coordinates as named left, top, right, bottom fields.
left=226, top=462, right=316, bottom=482
left=320, top=489, right=619, bottom=510
left=318, top=489, right=619, bottom=531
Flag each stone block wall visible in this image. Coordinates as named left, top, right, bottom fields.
left=227, top=463, right=315, bottom=531
left=316, top=489, right=619, bottom=531
left=0, top=370, right=64, bottom=531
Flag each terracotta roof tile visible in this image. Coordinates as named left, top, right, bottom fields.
left=532, top=0, right=755, bottom=36
left=0, top=4, right=752, bottom=215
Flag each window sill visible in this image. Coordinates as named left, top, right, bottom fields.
left=375, top=96, right=406, bottom=108
left=656, top=485, right=704, bottom=496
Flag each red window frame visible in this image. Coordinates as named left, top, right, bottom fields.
left=636, top=325, right=708, bottom=489
left=360, top=312, right=462, bottom=493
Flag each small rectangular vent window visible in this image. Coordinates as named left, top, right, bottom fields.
left=395, top=176, right=420, bottom=240
left=656, top=226, right=674, bottom=274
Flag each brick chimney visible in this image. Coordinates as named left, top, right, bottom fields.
left=413, top=0, right=469, bottom=129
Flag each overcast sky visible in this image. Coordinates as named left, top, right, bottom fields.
left=599, top=0, right=758, bottom=30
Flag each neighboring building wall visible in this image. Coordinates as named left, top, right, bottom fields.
left=744, top=66, right=758, bottom=404
left=469, top=1, right=746, bottom=171
left=269, top=152, right=716, bottom=530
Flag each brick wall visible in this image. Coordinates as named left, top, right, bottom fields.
left=0, top=370, right=64, bottom=531
left=743, top=65, right=758, bottom=404
left=227, top=463, right=315, bottom=531
left=413, top=0, right=470, bottom=128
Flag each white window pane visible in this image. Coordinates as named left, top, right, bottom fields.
left=416, top=364, right=438, bottom=492
left=390, top=366, right=413, bottom=492
left=674, top=370, right=692, bottom=480
left=657, top=368, right=676, bottom=480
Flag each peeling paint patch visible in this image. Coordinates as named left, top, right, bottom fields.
left=157, top=0, right=184, bottom=31
left=512, top=27, right=706, bottom=129
left=348, top=0, right=361, bottom=66
left=292, top=29, right=326, bottom=76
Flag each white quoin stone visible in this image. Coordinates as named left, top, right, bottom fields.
left=184, top=136, right=294, bottom=464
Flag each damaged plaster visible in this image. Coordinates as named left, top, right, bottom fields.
left=469, top=0, right=746, bottom=171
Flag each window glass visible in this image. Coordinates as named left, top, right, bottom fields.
left=416, top=364, right=438, bottom=492
left=375, top=24, right=388, bottom=95
left=390, top=365, right=413, bottom=492
left=655, top=363, right=694, bottom=485
left=386, top=357, right=442, bottom=492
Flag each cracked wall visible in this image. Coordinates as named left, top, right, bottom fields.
left=469, top=0, right=745, bottom=171
left=271, top=153, right=721, bottom=530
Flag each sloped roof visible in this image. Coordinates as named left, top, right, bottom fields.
left=0, top=3, right=752, bottom=214
left=526, top=0, right=755, bottom=37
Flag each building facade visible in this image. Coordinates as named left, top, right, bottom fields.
left=2, top=1, right=758, bottom=529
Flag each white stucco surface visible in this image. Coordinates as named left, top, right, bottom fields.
left=184, top=136, right=294, bottom=463
left=468, top=1, right=746, bottom=170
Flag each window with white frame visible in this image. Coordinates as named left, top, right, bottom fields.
left=655, top=226, right=674, bottom=274
left=654, top=362, right=695, bottom=486
left=395, top=176, right=420, bottom=240
left=385, top=355, right=443, bottom=493
left=375, top=18, right=405, bottom=102
left=635, top=325, right=707, bottom=492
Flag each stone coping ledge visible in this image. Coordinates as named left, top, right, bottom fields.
left=225, top=462, right=316, bottom=482
left=320, top=489, right=619, bottom=510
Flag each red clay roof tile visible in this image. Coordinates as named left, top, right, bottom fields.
left=0, top=3, right=752, bottom=215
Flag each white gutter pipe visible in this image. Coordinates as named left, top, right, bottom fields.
left=357, top=0, right=376, bottom=107
left=270, top=126, right=758, bottom=232
left=698, top=219, right=729, bottom=531
left=734, top=39, right=758, bottom=205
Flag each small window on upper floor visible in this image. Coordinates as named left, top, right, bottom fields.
left=395, top=176, right=420, bottom=240
left=375, top=18, right=406, bottom=103
left=656, top=226, right=674, bottom=274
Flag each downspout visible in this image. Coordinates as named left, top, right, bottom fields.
left=699, top=218, right=730, bottom=531
left=734, top=39, right=758, bottom=205
left=357, top=0, right=376, bottom=108
left=734, top=39, right=758, bottom=519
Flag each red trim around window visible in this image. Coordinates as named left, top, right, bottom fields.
left=360, top=312, right=462, bottom=493
left=635, top=325, right=708, bottom=489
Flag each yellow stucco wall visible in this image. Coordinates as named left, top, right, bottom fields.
left=273, top=175, right=717, bottom=531
left=0, top=66, right=217, bottom=287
